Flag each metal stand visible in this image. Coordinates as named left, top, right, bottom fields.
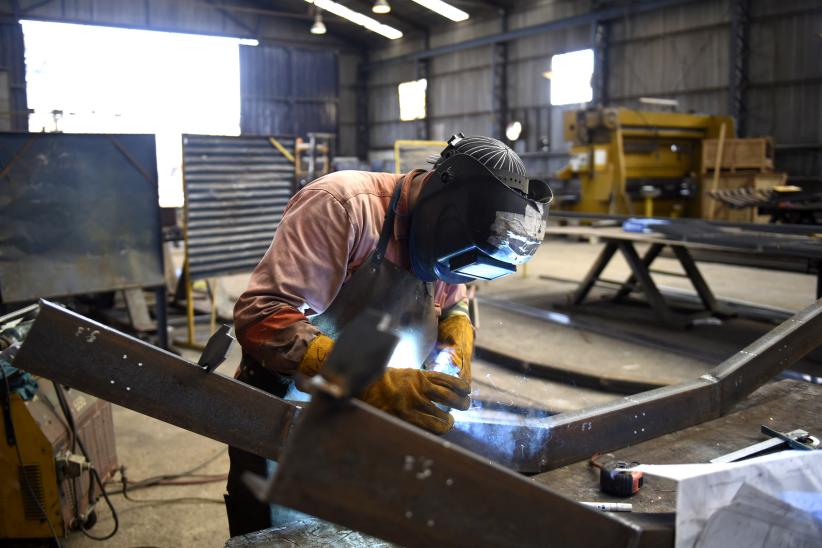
left=572, top=239, right=729, bottom=328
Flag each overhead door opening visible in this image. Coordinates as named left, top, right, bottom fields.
left=21, top=20, right=254, bottom=207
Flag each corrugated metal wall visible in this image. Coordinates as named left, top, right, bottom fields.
left=748, top=0, right=822, bottom=184
left=365, top=0, right=822, bottom=186
left=239, top=44, right=338, bottom=139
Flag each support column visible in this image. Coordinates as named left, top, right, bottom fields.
left=592, top=20, right=610, bottom=106
left=728, top=0, right=751, bottom=136
left=492, top=10, right=509, bottom=140
left=355, top=58, right=369, bottom=161
left=415, top=58, right=430, bottom=140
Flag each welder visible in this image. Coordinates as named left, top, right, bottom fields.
left=225, top=133, right=552, bottom=535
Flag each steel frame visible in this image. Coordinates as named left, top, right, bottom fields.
left=12, top=298, right=822, bottom=544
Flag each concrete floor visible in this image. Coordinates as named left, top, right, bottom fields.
left=63, top=237, right=817, bottom=547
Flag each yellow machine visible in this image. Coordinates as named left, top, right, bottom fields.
left=1, top=315, right=118, bottom=542
left=556, top=107, right=734, bottom=217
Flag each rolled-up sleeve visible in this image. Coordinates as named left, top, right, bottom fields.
left=233, top=188, right=355, bottom=374
left=435, top=282, right=470, bottom=320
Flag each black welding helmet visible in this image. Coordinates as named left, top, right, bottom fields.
left=409, top=134, right=553, bottom=284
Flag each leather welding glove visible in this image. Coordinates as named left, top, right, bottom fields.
left=359, top=368, right=471, bottom=435
left=432, top=314, right=474, bottom=384
left=299, top=333, right=471, bottom=434
left=298, top=334, right=335, bottom=378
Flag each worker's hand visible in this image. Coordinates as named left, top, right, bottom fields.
left=298, top=334, right=334, bottom=377
left=431, top=314, right=474, bottom=383
left=359, top=368, right=471, bottom=435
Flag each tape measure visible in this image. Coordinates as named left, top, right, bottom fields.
left=590, top=454, right=644, bottom=497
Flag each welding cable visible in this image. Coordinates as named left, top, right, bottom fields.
left=1, top=368, right=63, bottom=548
left=117, top=469, right=224, bottom=505
left=52, top=382, right=120, bottom=541
left=101, top=446, right=228, bottom=493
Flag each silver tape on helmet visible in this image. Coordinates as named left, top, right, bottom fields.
left=486, top=203, right=547, bottom=264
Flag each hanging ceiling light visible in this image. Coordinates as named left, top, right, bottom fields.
left=310, top=11, right=327, bottom=34
left=372, top=0, right=391, bottom=14
left=304, top=1, right=402, bottom=40
left=408, top=0, right=469, bottom=22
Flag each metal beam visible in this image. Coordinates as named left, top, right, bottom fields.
left=591, top=19, right=610, bottom=106
left=364, top=0, right=701, bottom=69
left=356, top=56, right=370, bottom=160
left=247, top=384, right=651, bottom=548
left=12, top=300, right=302, bottom=461
left=491, top=10, right=508, bottom=140
left=728, top=0, right=751, bottom=136
left=446, top=297, right=822, bottom=472
left=12, top=295, right=822, bottom=481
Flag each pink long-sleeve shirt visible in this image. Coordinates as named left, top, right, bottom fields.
left=233, top=170, right=468, bottom=374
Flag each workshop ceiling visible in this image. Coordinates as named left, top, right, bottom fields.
left=250, top=0, right=526, bottom=47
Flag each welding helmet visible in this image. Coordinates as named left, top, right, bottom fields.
left=409, top=134, right=553, bottom=284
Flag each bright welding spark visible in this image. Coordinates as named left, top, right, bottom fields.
left=426, top=348, right=461, bottom=378
left=385, top=335, right=421, bottom=370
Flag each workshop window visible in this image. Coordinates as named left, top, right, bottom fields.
left=22, top=20, right=253, bottom=207
left=398, top=78, right=427, bottom=121
left=548, top=49, right=594, bottom=106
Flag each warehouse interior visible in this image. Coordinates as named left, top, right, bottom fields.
left=1, top=1, right=821, bottom=547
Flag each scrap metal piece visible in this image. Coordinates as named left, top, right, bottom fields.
left=198, top=324, right=234, bottom=373
left=710, top=427, right=817, bottom=464
left=12, top=300, right=301, bottom=461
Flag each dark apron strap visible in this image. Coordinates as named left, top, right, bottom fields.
left=372, top=177, right=406, bottom=266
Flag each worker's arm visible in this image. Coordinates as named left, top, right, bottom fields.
left=430, top=284, right=474, bottom=383
left=299, top=276, right=473, bottom=436
left=233, top=188, right=355, bottom=374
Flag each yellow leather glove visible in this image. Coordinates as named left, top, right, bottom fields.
left=431, top=314, right=474, bottom=384
left=298, top=334, right=335, bottom=378
left=359, top=368, right=471, bottom=435
left=299, top=333, right=470, bottom=435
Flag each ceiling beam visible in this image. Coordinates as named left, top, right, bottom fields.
left=365, top=0, right=700, bottom=69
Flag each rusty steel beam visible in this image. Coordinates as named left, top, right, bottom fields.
left=246, top=389, right=658, bottom=548
left=12, top=300, right=301, bottom=461
left=445, top=297, right=822, bottom=472
left=12, top=297, right=822, bottom=480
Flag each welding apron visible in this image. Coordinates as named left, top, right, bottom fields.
left=309, top=179, right=438, bottom=370
left=226, top=177, right=438, bottom=537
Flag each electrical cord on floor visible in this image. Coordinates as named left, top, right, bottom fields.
left=104, top=448, right=228, bottom=506
left=52, top=382, right=120, bottom=541
left=1, top=367, right=63, bottom=548
left=118, top=471, right=225, bottom=506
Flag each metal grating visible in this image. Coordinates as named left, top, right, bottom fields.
left=183, top=135, right=296, bottom=280
left=18, top=465, right=46, bottom=520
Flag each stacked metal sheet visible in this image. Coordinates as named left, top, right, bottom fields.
left=182, top=135, right=296, bottom=280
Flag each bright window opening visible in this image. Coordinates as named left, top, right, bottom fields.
left=549, top=49, right=594, bottom=106
left=398, top=78, right=427, bottom=122
left=22, top=20, right=252, bottom=207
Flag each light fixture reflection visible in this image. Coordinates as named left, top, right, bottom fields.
left=310, top=12, right=327, bottom=34
left=372, top=0, right=391, bottom=14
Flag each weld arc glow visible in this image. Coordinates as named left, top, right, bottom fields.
left=305, top=0, right=403, bottom=40
left=409, top=0, right=469, bottom=22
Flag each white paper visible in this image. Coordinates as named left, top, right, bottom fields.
left=633, top=451, right=822, bottom=548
